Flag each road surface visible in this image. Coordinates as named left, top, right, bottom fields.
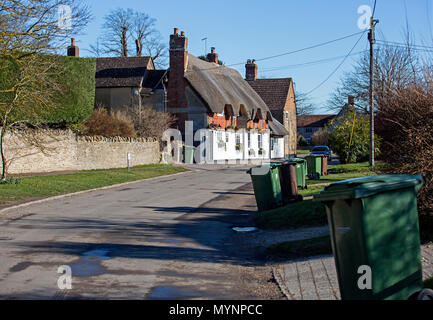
left=0, top=165, right=283, bottom=300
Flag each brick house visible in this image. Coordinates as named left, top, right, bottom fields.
left=165, top=28, right=288, bottom=162
left=297, top=115, right=337, bottom=139
left=245, top=60, right=297, bottom=157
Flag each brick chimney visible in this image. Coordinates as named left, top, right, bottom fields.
left=245, top=59, right=258, bottom=81
left=67, top=38, right=79, bottom=57
left=207, top=47, right=219, bottom=64
left=167, top=28, right=188, bottom=109
left=348, top=96, right=355, bottom=106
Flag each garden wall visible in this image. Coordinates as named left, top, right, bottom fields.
left=1, top=129, right=160, bottom=175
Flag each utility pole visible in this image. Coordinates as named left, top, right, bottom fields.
left=368, top=16, right=379, bottom=167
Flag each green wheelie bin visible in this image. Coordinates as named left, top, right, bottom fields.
left=306, top=155, right=322, bottom=180
left=287, top=158, right=308, bottom=189
left=247, top=163, right=283, bottom=212
left=183, top=146, right=195, bottom=164
left=314, top=174, right=432, bottom=300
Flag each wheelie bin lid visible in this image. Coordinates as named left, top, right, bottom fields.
left=313, top=174, right=425, bottom=202
left=247, top=163, right=282, bottom=175
left=287, top=158, right=307, bottom=164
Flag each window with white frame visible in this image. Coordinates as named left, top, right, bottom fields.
left=248, top=133, right=251, bottom=148
left=258, top=134, right=263, bottom=149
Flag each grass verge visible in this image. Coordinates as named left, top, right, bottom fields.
left=0, top=165, right=189, bottom=207
left=424, top=277, right=433, bottom=290
left=267, top=236, right=332, bottom=259
left=254, top=200, right=327, bottom=230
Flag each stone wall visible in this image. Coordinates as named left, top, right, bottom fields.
left=1, top=129, right=160, bottom=175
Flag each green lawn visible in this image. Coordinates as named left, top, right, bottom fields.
left=425, top=277, right=433, bottom=290
left=267, top=236, right=332, bottom=258
left=297, top=149, right=311, bottom=155
left=255, top=162, right=378, bottom=229
left=0, top=165, right=189, bottom=207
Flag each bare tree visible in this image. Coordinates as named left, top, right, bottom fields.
left=295, top=90, right=315, bottom=115
left=0, top=0, right=91, bottom=180
left=99, top=8, right=168, bottom=67
left=101, top=8, right=133, bottom=57
left=132, top=12, right=155, bottom=57
left=327, top=43, right=417, bottom=113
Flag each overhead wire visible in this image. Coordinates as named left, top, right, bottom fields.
left=305, top=30, right=368, bottom=95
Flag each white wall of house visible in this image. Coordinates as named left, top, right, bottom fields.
left=195, top=129, right=271, bottom=163
left=271, top=137, right=285, bottom=159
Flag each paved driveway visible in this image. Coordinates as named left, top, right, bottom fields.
left=0, top=165, right=280, bottom=300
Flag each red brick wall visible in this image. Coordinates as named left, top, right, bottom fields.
left=208, top=114, right=268, bottom=130
left=167, top=29, right=188, bottom=109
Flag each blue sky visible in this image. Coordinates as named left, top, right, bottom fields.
left=75, top=0, right=432, bottom=114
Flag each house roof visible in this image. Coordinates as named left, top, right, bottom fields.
left=95, top=57, right=154, bottom=88
left=269, top=117, right=290, bottom=136
left=247, top=78, right=292, bottom=111
left=184, top=54, right=271, bottom=117
left=297, top=115, right=337, bottom=128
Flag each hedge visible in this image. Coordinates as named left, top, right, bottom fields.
left=0, top=54, right=96, bottom=125
left=47, top=56, right=96, bottom=124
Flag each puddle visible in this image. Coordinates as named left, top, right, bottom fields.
left=147, top=286, right=203, bottom=300
left=10, top=261, right=33, bottom=272
left=232, top=227, right=258, bottom=233
left=69, top=249, right=111, bottom=277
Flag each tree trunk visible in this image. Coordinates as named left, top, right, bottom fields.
left=121, top=27, right=128, bottom=57
left=0, top=127, right=6, bottom=180
left=135, top=39, right=142, bottom=57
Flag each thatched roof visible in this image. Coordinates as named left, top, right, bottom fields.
left=268, top=117, right=290, bottom=136
left=184, top=55, right=270, bottom=117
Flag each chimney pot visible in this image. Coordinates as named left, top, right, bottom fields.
left=245, top=59, right=258, bottom=81
left=348, top=96, right=355, bottom=105
left=67, top=38, right=79, bottom=57
left=174, top=28, right=178, bottom=35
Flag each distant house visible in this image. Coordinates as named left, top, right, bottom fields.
left=93, top=56, right=167, bottom=112
left=246, top=60, right=297, bottom=157
left=297, top=115, right=337, bottom=139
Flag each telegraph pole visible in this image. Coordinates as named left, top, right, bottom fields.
left=368, top=16, right=379, bottom=167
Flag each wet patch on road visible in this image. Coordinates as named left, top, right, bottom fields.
left=9, top=261, right=33, bottom=272
left=68, top=249, right=111, bottom=277
left=147, top=286, right=205, bottom=300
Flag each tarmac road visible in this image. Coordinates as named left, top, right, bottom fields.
left=0, top=165, right=283, bottom=300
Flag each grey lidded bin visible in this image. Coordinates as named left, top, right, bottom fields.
left=183, top=146, right=195, bottom=164
left=314, top=174, right=430, bottom=300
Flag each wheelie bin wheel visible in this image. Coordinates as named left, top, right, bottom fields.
left=416, top=289, right=433, bottom=300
